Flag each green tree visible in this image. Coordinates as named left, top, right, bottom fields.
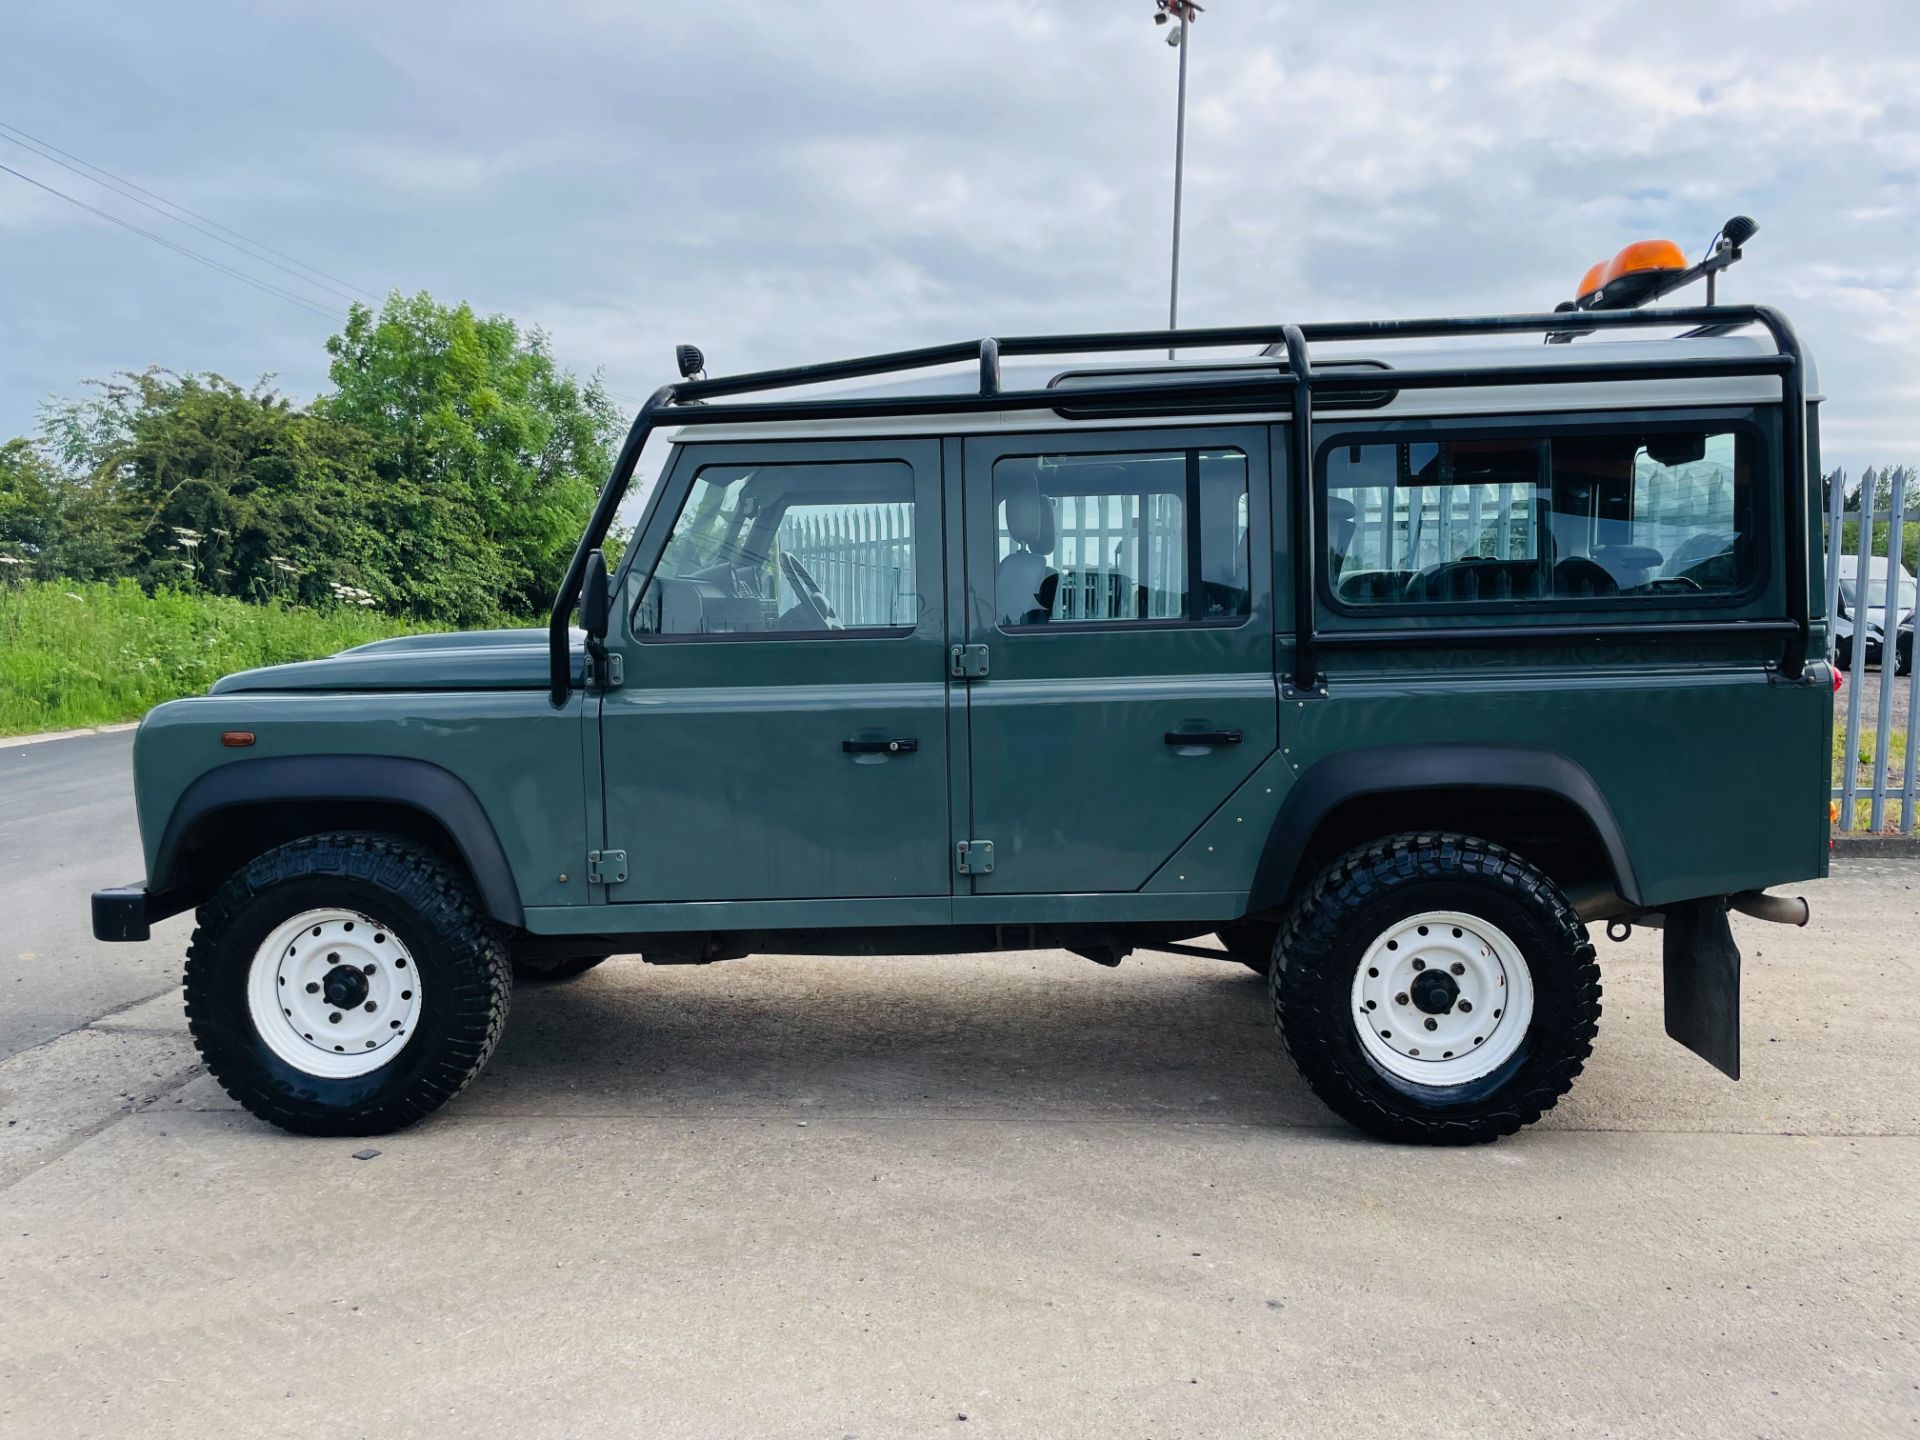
left=0, top=438, right=61, bottom=575
left=36, top=369, right=396, bottom=607
left=1853, top=466, right=1877, bottom=513
left=320, top=293, right=618, bottom=624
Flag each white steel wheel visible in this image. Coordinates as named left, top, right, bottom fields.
left=1349, top=909, right=1535, bottom=1086
left=245, top=907, right=423, bottom=1080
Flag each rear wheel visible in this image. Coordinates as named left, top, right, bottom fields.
left=184, top=833, right=510, bottom=1136
left=1271, top=833, right=1600, bottom=1145
left=513, top=953, right=612, bottom=982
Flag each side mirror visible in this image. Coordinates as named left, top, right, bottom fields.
left=581, top=550, right=610, bottom=640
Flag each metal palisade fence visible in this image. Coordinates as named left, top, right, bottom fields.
left=783, top=497, right=1197, bottom=629
left=783, top=504, right=916, bottom=627
left=1828, top=466, right=1919, bottom=832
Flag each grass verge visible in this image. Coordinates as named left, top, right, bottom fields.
left=0, top=579, right=418, bottom=736
left=1832, top=718, right=1912, bottom=832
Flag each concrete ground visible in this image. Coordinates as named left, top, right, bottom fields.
left=2, top=733, right=1916, bottom=1438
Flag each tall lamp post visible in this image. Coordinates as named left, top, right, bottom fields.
left=1153, top=0, right=1202, bottom=358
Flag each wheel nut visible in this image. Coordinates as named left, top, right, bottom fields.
left=1395, top=992, right=1409, bottom=1006
left=1450, top=962, right=1465, bottom=975
left=1411, top=958, right=1426, bottom=971
left=1458, top=999, right=1474, bottom=1013
left=305, top=982, right=319, bottom=994
left=328, top=1013, right=341, bottom=1024
left=364, top=1001, right=377, bottom=1013
left=362, top=963, right=376, bottom=976
left=1423, top=1017, right=1437, bottom=1031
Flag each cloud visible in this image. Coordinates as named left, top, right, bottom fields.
left=1, top=0, right=1916, bottom=475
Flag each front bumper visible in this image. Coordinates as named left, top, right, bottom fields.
left=92, top=884, right=153, bottom=942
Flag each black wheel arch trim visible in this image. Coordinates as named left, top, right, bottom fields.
left=1247, top=744, right=1640, bottom=912
left=152, top=756, right=526, bottom=927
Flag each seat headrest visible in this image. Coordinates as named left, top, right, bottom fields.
left=1002, top=473, right=1055, bottom=555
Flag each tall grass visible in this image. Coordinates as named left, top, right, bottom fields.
left=0, top=580, right=419, bottom=735
left=1831, top=716, right=1911, bottom=832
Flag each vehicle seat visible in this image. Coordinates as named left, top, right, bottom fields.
left=1404, top=557, right=1545, bottom=603
left=1553, top=556, right=1619, bottom=599
left=997, top=479, right=1059, bottom=625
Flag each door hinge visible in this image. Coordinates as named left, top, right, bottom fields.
left=587, top=849, right=628, bottom=885
left=950, top=644, right=989, bottom=679
left=955, top=839, right=995, bottom=875
left=588, top=652, right=624, bottom=689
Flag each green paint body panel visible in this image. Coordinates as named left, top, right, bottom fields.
left=956, top=427, right=1280, bottom=894
left=119, top=400, right=1835, bottom=944
left=134, top=688, right=590, bottom=912
left=597, top=438, right=952, bottom=906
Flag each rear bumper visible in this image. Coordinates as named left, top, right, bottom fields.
left=91, top=884, right=175, bottom=942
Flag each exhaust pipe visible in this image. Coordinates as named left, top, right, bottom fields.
left=1729, top=890, right=1810, bottom=927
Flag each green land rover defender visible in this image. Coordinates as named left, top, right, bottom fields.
left=92, top=226, right=1835, bottom=1144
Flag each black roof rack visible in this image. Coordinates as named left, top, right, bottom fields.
left=551, top=303, right=1809, bottom=705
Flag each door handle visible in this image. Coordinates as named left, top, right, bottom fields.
left=842, top=737, right=919, bottom=755
left=1164, top=729, right=1242, bottom=747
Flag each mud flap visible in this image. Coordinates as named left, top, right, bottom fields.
left=1662, top=897, right=1741, bottom=1080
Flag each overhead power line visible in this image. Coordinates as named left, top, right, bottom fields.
left=0, top=162, right=344, bottom=323
left=0, top=118, right=376, bottom=305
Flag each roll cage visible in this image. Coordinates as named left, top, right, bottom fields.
left=548, top=304, right=1812, bottom=707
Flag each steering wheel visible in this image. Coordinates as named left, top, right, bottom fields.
left=779, top=551, right=844, bottom=630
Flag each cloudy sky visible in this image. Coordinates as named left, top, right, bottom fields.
left=3, top=0, right=1916, bottom=475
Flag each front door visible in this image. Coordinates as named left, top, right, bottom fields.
left=958, top=426, right=1278, bottom=895
left=599, top=438, right=950, bottom=906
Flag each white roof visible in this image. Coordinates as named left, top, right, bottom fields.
left=665, top=329, right=1818, bottom=445
left=1837, top=555, right=1915, bottom=583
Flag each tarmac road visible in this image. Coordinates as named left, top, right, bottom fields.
left=0, top=730, right=178, bottom=1060
left=1, top=729, right=1916, bottom=1438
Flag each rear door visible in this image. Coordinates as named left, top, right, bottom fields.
left=957, top=425, right=1277, bottom=895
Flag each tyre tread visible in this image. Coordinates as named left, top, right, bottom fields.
left=184, top=832, right=510, bottom=1136
left=1270, top=831, right=1601, bottom=1145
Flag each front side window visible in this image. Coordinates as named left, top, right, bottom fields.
left=1324, top=427, right=1760, bottom=607
left=993, top=448, right=1249, bottom=627
left=633, top=459, right=916, bottom=636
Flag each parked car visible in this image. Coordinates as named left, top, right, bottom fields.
left=93, top=241, right=1834, bottom=1145
left=1833, top=555, right=1914, bottom=674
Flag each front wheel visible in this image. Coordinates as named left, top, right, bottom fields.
left=184, top=833, right=511, bottom=1136
left=1271, top=833, right=1600, bottom=1145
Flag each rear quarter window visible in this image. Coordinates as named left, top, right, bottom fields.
left=1322, top=425, right=1763, bottom=610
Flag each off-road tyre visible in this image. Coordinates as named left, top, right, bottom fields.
left=1271, top=833, right=1600, bottom=1145
left=513, top=953, right=611, bottom=982
left=184, top=833, right=511, bottom=1137
left=1217, top=920, right=1279, bottom=976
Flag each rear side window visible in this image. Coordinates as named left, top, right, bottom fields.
left=1323, top=427, right=1760, bottom=608
left=993, top=448, right=1250, bottom=627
